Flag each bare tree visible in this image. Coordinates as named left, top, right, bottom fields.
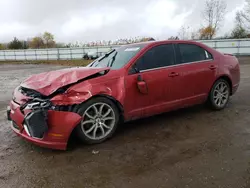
left=236, top=11, right=244, bottom=27
left=238, top=0, right=250, bottom=30
left=168, top=36, right=179, bottom=40
left=201, top=0, right=227, bottom=39
left=178, top=26, right=190, bottom=40
left=191, top=30, right=200, bottom=40
left=230, top=11, right=249, bottom=39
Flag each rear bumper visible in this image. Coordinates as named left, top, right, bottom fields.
left=8, top=100, right=82, bottom=150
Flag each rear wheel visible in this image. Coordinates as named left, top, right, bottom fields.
left=76, top=97, right=120, bottom=144
left=208, top=79, right=230, bottom=110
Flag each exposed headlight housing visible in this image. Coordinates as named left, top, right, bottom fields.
left=25, top=102, right=40, bottom=110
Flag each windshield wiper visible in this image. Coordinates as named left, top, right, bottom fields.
left=98, top=49, right=116, bottom=62
left=107, top=51, right=118, bottom=67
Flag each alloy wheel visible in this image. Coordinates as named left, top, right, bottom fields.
left=213, top=81, right=229, bottom=108
left=80, top=103, right=116, bottom=140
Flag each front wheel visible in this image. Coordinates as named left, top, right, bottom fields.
left=208, top=79, right=230, bottom=110
left=76, top=97, right=120, bottom=144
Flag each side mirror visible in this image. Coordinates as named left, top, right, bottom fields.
left=137, top=75, right=148, bottom=94
left=128, top=64, right=140, bottom=75
left=134, top=67, right=139, bottom=73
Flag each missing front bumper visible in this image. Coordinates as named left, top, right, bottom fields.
left=8, top=101, right=49, bottom=139
left=24, top=109, right=48, bottom=139
left=8, top=100, right=83, bottom=150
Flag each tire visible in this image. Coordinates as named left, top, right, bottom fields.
left=75, top=97, right=120, bottom=144
left=208, top=79, right=230, bottom=110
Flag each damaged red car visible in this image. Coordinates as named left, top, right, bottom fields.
left=7, top=40, right=240, bottom=150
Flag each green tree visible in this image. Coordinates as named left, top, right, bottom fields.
left=43, top=32, right=56, bottom=48
left=231, top=26, right=248, bottom=38
left=8, top=37, right=23, bottom=49
left=0, top=43, right=6, bottom=50
left=29, top=36, right=45, bottom=49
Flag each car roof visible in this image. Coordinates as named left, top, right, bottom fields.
left=122, top=40, right=200, bottom=48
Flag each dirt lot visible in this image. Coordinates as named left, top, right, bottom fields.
left=0, top=63, right=250, bottom=188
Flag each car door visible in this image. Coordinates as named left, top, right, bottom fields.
left=171, top=43, right=217, bottom=106
left=124, top=44, right=179, bottom=120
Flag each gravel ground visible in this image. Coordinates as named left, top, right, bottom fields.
left=0, top=63, right=250, bottom=188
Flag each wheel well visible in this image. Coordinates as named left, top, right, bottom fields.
left=85, top=94, right=125, bottom=121
left=67, top=94, right=124, bottom=143
left=216, top=76, right=233, bottom=95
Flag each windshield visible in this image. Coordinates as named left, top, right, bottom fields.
left=88, top=44, right=146, bottom=69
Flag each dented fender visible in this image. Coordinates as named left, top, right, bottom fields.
left=51, top=76, right=126, bottom=107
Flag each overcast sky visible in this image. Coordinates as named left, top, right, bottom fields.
left=0, top=0, right=246, bottom=43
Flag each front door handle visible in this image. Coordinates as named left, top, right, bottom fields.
left=168, top=72, right=179, bottom=77
left=209, top=65, right=217, bottom=70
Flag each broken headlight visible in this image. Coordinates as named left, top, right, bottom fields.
left=21, top=98, right=52, bottom=111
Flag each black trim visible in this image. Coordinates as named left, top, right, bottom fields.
left=174, top=44, right=181, bottom=65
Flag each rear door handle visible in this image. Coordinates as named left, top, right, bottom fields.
left=168, top=72, right=179, bottom=77
left=209, top=65, right=217, bottom=70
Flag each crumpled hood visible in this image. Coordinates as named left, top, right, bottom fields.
left=20, top=67, right=110, bottom=96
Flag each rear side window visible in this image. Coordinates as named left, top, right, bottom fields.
left=135, top=44, right=175, bottom=71
left=178, top=44, right=213, bottom=64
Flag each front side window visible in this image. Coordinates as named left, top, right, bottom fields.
left=135, top=44, right=175, bottom=72
left=178, top=44, right=213, bottom=64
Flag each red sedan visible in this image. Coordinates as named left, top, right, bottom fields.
left=7, top=40, right=240, bottom=150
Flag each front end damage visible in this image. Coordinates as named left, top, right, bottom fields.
left=8, top=87, right=82, bottom=150
left=21, top=98, right=50, bottom=139
left=7, top=67, right=119, bottom=150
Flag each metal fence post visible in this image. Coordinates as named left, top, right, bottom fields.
left=70, top=48, right=73, bottom=60
left=47, top=49, right=49, bottom=60
left=35, top=50, right=37, bottom=60
left=3, top=50, right=6, bottom=61
left=14, top=50, right=16, bottom=61
left=215, top=41, right=217, bottom=49
left=237, top=40, right=240, bottom=55
left=57, top=49, right=60, bottom=60
left=24, top=50, right=27, bottom=61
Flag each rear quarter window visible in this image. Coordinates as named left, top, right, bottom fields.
left=178, top=44, right=213, bottom=64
